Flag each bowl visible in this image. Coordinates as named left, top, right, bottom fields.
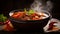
left=9, top=9, right=51, bottom=32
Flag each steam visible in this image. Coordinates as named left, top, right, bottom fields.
left=30, top=0, right=53, bottom=12
left=46, top=1, right=53, bottom=12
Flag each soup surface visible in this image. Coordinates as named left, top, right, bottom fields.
left=10, top=10, right=49, bottom=20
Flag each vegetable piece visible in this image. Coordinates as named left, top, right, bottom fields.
left=31, top=13, right=38, bottom=17
left=32, top=16, right=40, bottom=20
left=28, top=9, right=34, bottom=15
left=12, top=12, right=20, bottom=18
left=0, top=14, right=7, bottom=22
left=21, top=16, right=30, bottom=20
left=12, top=12, right=25, bottom=18
left=24, top=8, right=27, bottom=13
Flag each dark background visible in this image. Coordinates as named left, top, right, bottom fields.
left=0, top=0, right=60, bottom=20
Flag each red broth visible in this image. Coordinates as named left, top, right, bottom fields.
left=11, top=11, right=49, bottom=21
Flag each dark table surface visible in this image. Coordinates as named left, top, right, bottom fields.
left=0, top=30, right=60, bottom=33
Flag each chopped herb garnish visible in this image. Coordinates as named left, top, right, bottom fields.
left=24, top=8, right=34, bottom=15
left=28, top=9, right=34, bottom=15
